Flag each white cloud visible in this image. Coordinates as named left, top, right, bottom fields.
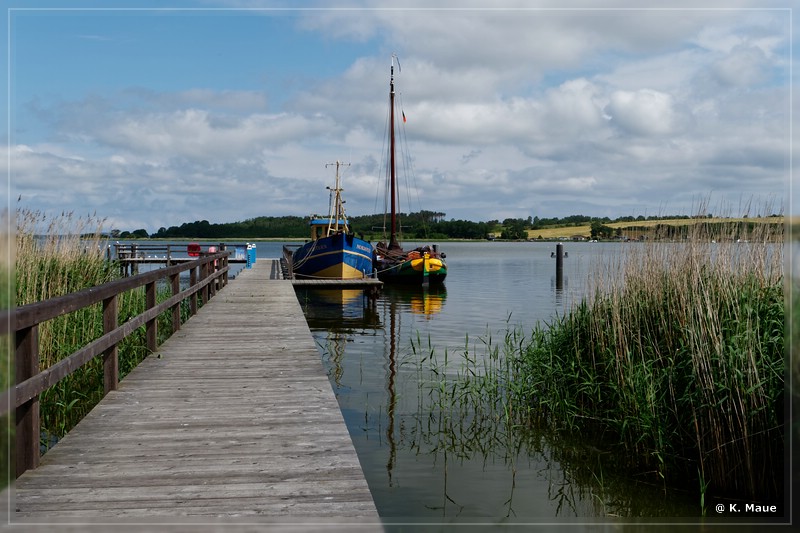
left=606, top=89, right=684, bottom=137
left=542, top=78, right=607, bottom=137
left=94, top=109, right=334, bottom=159
left=711, top=44, right=770, bottom=87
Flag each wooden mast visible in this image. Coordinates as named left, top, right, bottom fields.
left=389, top=56, right=399, bottom=249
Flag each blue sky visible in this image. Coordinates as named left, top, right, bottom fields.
left=3, top=2, right=795, bottom=233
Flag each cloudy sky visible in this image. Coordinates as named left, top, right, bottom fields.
left=3, top=1, right=795, bottom=234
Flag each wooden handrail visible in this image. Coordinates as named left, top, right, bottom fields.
left=0, top=250, right=231, bottom=477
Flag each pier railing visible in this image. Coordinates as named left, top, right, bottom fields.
left=112, top=242, right=250, bottom=276
left=0, top=250, right=230, bottom=478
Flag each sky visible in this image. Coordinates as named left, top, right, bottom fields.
left=2, top=1, right=796, bottom=234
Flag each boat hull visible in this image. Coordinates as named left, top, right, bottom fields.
left=376, top=257, right=447, bottom=285
left=292, top=233, right=374, bottom=279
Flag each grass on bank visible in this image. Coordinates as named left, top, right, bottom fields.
left=416, top=217, right=784, bottom=505
left=15, top=208, right=187, bottom=453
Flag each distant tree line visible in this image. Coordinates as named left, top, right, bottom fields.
left=113, top=211, right=782, bottom=240
left=143, top=216, right=310, bottom=240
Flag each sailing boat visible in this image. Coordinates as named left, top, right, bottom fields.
left=374, top=56, right=447, bottom=285
left=289, top=161, right=374, bottom=279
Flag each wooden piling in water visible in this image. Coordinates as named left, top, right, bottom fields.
left=555, top=243, right=564, bottom=290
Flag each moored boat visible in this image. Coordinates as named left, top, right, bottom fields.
left=374, top=55, right=447, bottom=286
left=290, top=161, right=374, bottom=280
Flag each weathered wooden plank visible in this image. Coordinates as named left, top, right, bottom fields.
left=8, top=261, right=381, bottom=527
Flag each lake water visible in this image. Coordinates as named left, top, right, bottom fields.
left=283, top=241, right=702, bottom=524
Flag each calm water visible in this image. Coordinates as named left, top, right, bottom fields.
left=288, top=241, right=701, bottom=524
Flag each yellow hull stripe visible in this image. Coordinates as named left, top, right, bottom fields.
left=312, top=262, right=367, bottom=279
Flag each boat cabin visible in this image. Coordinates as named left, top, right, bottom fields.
left=308, top=218, right=348, bottom=241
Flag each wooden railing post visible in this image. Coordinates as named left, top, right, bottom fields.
left=219, top=244, right=227, bottom=287
left=145, top=281, right=157, bottom=353
left=103, top=295, right=119, bottom=396
left=200, top=261, right=209, bottom=306
left=170, top=272, right=181, bottom=332
left=190, top=266, right=198, bottom=316
left=209, top=257, right=216, bottom=299
left=16, top=325, right=39, bottom=476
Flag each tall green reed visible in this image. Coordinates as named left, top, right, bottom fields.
left=514, top=213, right=784, bottom=500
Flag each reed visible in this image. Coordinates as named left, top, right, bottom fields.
left=1, top=209, right=12, bottom=490
left=15, top=207, right=183, bottom=450
left=512, top=214, right=784, bottom=500
left=405, top=330, right=701, bottom=517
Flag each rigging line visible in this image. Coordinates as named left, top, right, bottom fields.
left=397, top=111, right=429, bottom=240
left=291, top=239, right=319, bottom=269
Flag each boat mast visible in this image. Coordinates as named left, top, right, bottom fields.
left=389, top=55, right=399, bottom=249
left=326, top=160, right=350, bottom=235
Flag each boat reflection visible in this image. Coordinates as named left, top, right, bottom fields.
left=381, top=284, right=447, bottom=318
left=296, top=288, right=381, bottom=332
left=296, top=288, right=381, bottom=389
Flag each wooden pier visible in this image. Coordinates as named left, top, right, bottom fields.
left=5, top=260, right=382, bottom=530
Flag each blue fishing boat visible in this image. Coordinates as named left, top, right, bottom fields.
left=289, top=161, right=374, bottom=280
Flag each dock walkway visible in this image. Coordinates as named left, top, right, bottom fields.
left=8, top=260, right=381, bottom=529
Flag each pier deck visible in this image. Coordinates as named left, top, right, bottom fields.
left=7, top=260, right=380, bottom=529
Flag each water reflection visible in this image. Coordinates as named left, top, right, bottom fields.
left=298, top=282, right=699, bottom=521
left=381, top=285, right=447, bottom=318
left=551, top=275, right=569, bottom=306
left=296, top=289, right=380, bottom=389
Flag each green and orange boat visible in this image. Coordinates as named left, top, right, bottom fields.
left=373, top=55, right=447, bottom=286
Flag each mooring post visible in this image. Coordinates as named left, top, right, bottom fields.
left=555, top=243, right=564, bottom=290
left=131, top=244, right=138, bottom=275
